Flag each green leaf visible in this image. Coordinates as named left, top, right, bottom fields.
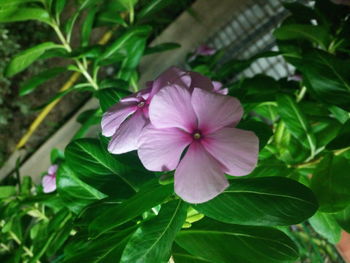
left=236, top=120, right=272, bottom=150
left=145, top=42, right=181, bottom=55
left=78, top=0, right=102, bottom=11
left=137, top=0, right=173, bottom=19
left=311, top=154, right=350, bottom=212
left=274, top=24, right=330, bottom=48
left=64, top=226, right=136, bottom=263
left=5, top=42, right=64, bottom=77
left=117, top=37, right=147, bottom=81
left=56, top=163, right=107, bottom=214
left=89, top=180, right=173, bottom=238
left=0, top=7, right=52, bottom=24
left=81, top=9, right=96, bottom=47
left=294, top=49, right=350, bottom=111
left=0, top=0, right=40, bottom=7
left=65, top=138, right=152, bottom=192
left=334, top=205, right=350, bottom=233
left=95, top=10, right=127, bottom=27
left=0, top=186, right=16, bottom=198
left=20, top=67, right=66, bottom=96
left=233, top=75, right=281, bottom=103
left=121, top=200, right=188, bottom=263
left=309, top=211, right=341, bottom=244
left=72, top=108, right=101, bottom=140
left=100, top=26, right=152, bottom=61
left=52, top=0, right=66, bottom=18
left=277, top=94, right=317, bottom=157
left=195, top=177, right=317, bottom=226
left=172, top=243, right=212, bottom=263
left=176, top=218, right=299, bottom=263
left=97, top=85, right=131, bottom=112
left=327, top=119, right=350, bottom=150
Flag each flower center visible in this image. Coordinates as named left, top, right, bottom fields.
left=193, top=132, right=201, bottom=140
left=137, top=101, right=145, bottom=108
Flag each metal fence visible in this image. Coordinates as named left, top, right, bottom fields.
left=207, top=0, right=295, bottom=79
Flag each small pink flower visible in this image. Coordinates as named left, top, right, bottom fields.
left=138, top=85, right=259, bottom=203
left=102, top=67, right=228, bottom=154
left=195, top=45, right=216, bottom=56
left=42, top=165, right=58, bottom=193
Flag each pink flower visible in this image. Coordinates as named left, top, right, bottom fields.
left=42, top=165, right=58, bottom=193
left=102, top=67, right=191, bottom=154
left=195, top=45, right=216, bottom=56
left=102, top=67, right=229, bottom=154
left=137, top=85, right=259, bottom=203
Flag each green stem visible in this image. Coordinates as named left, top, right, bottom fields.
left=51, top=23, right=99, bottom=90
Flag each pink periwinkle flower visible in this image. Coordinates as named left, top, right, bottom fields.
left=137, top=85, right=259, bottom=203
left=42, top=164, right=58, bottom=193
left=102, top=67, right=228, bottom=154
left=195, top=45, right=216, bottom=56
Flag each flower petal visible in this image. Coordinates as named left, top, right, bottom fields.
left=108, top=111, right=147, bottom=154
left=149, top=84, right=197, bottom=132
left=151, top=67, right=191, bottom=96
left=191, top=88, right=243, bottom=134
left=202, top=127, right=259, bottom=176
left=138, top=125, right=192, bottom=171
left=212, top=81, right=228, bottom=95
left=189, top=71, right=214, bottom=92
left=101, top=102, right=137, bottom=137
left=42, top=175, right=56, bottom=193
left=175, top=142, right=229, bottom=203
left=48, top=164, right=58, bottom=175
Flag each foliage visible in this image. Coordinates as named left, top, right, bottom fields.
left=0, top=0, right=350, bottom=262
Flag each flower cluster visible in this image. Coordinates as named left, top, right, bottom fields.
left=102, top=67, right=258, bottom=203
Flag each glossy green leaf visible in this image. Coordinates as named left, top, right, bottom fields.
left=176, top=218, right=299, bottom=263
left=0, top=7, right=52, bottom=24
left=172, top=243, right=212, bottom=263
left=195, top=177, right=317, bottom=226
left=277, top=94, right=316, bottom=156
left=56, top=163, right=107, bottom=214
left=327, top=119, right=350, bottom=150
left=121, top=200, right=188, bottom=263
left=5, top=42, right=64, bottom=77
left=20, top=67, right=66, bottom=96
left=64, top=227, right=136, bottom=263
left=117, top=37, right=147, bottom=81
left=309, top=211, right=341, bottom=244
left=65, top=138, right=152, bottom=192
left=95, top=10, right=127, bottom=27
left=274, top=24, right=330, bottom=48
left=311, top=154, right=350, bottom=212
left=0, top=0, right=40, bottom=7
left=78, top=0, right=103, bottom=11
left=137, top=0, right=173, bottom=19
left=334, top=205, right=350, bottom=233
left=81, top=9, right=96, bottom=47
left=295, top=49, right=350, bottom=111
left=145, top=42, right=181, bottom=55
left=89, top=180, right=173, bottom=238
left=237, top=120, right=272, bottom=150
left=97, top=86, right=131, bottom=112
left=0, top=186, right=16, bottom=198
left=52, top=0, right=66, bottom=17
left=100, top=26, right=152, bottom=60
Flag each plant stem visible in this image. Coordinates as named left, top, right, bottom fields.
left=51, top=23, right=99, bottom=90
